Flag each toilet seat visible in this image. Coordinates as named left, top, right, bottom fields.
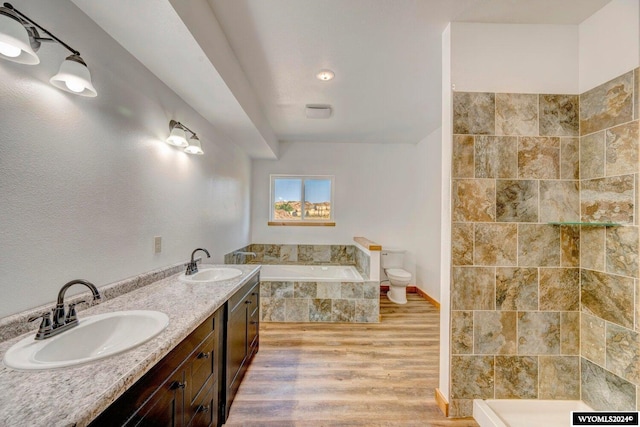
left=386, top=268, right=411, bottom=280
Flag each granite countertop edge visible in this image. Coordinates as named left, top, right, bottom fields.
left=0, top=264, right=261, bottom=427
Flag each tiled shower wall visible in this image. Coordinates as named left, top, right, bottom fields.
left=578, top=69, right=639, bottom=411
left=449, top=67, right=640, bottom=417
left=449, top=90, right=582, bottom=417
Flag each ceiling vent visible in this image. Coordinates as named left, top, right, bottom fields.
left=305, top=105, right=332, bottom=119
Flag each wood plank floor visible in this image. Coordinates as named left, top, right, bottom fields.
left=224, top=294, right=478, bottom=427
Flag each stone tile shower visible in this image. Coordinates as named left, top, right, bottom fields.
left=448, top=68, right=640, bottom=417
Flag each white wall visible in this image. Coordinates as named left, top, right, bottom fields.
left=451, top=22, right=579, bottom=93
left=251, top=140, right=442, bottom=298
left=579, top=0, right=640, bottom=93
left=0, top=0, right=251, bottom=318
left=439, top=23, right=452, bottom=403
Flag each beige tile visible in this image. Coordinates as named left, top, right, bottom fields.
left=496, top=267, right=538, bottom=311
left=271, top=281, right=294, bottom=298
left=539, top=180, right=579, bottom=223
left=474, top=223, right=518, bottom=266
left=581, top=227, right=606, bottom=271
left=606, top=226, right=639, bottom=278
left=606, top=121, right=639, bottom=177
left=294, top=282, right=317, bottom=298
left=309, top=299, right=332, bottom=322
left=453, top=92, right=495, bottom=135
left=451, top=223, right=474, bottom=266
left=581, top=313, right=606, bottom=366
left=580, top=71, right=634, bottom=136
left=582, top=269, right=635, bottom=329
left=451, top=311, right=473, bottom=355
left=474, top=311, right=517, bottom=355
left=539, top=268, right=579, bottom=311
left=561, top=137, right=580, bottom=179
left=495, top=93, right=539, bottom=136
left=331, top=299, right=355, bottom=322
left=340, top=282, right=363, bottom=299
left=606, top=323, right=640, bottom=386
left=518, top=224, right=561, bottom=267
left=540, top=94, right=579, bottom=137
left=495, top=356, right=538, bottom=398
left=451, top=267, right=495, bottom=310
left=635, top=68, right=639, bottom=121
left=561, top=225, right=580, bottom=267
left=581, top=175, right=635, bottom=224
left=582, top=358, right=637, bottom=411
left=285, top=299, right=310, bottom=322
left=475, top=136, right=518, bottom=179
left=279, top=245, right=298, bottom=262
left=354, top=299, right=379, bottom=323
left=261, top=297, right=285, bottom=322
left=580, top=131, right=606, bottom=179
left=539, top=356, right=580, bottom=399
left=496, top=180, right=538, bottom=222
left=518, top=136, right=560, bottom=179
left=450, top=356, right=495, bottom=399
left=452, top=135, right=475, bottom=178
left=561, top=312, right=580, bottom=355
left=452, top=179, right=496, bottom=222
left=449, top=399, right=474, bottom=418
left=316, top=282, right=340, bottom=299
left=518, top=311, right=560, bottom=355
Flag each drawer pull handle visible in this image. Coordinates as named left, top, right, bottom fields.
left=245, top=300, right=251, bottom=304
left=250, top=321, right=258, bottom=325
left=197, top=404, right=210, bottom=413
left=171, top=381, right=187, bottom=390
left=197, top=351, right=210, bottom=359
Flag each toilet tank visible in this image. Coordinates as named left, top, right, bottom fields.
left=381, top=249, right=405, bottom=269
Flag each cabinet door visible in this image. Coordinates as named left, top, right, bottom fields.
left=226, top=300, right=248, bottom=411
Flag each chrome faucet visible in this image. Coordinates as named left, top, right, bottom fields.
left=28, top=279, right=101, bottom=340
left=185, top=248, right=210, bottom=275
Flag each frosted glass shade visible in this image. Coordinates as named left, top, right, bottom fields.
left=0, top=12, right=39, bottom=64
left=184, top=136, right=204, bottom=155
left=50, top=56, right=97, bottom=97
left=166, top=126, right=188, bottom=147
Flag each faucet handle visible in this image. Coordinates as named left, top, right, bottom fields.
left=65, top=300, right=85, bottom=323
left=28, top=311, right=53, bottom=339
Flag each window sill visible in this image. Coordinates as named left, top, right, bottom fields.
left=268, top=221, right=336, bottom=227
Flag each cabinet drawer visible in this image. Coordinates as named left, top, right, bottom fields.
left=188, top=332, right=216, bottom=400
left=187, top=374, right=216, bottom=427
left=228, top=274, right=259, bottom=312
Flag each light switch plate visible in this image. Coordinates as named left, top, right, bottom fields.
left=154, top=236, right=162, bottom=254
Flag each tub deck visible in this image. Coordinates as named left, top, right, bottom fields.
left=473, top=399, right=594, bottom=427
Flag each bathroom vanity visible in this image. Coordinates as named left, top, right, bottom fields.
left=0, top=264, right=260, bottom=427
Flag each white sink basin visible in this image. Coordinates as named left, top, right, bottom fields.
left=3, top=310, right=169, bottom=371
left=179, top=267, right=243, bottom=284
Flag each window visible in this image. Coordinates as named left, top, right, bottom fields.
left=269, top=175, right=335, bottom=226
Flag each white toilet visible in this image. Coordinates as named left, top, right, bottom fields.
left=381, top=249, right=412, bottom=304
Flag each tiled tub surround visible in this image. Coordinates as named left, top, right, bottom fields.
left=226, top=243, right=380, bottom=323
left=0, top=264, right=260, bottom=426
left=450, top=68, right=640, bottom=417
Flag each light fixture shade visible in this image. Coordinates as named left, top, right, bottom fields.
left=50, top=55, right=97, bottom=97
left=0, top=10, right=39, bottom=64
left=166, top=125, right=188, bottom=147
left=184, top=135, right=204, bottom=155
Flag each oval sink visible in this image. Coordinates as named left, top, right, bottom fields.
left=179, top=267, right=243, bottom=284
left=3, top=310, right=169, bottom=371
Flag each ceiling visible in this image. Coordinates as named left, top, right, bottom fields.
left=71, top=0, right=612, bottom=159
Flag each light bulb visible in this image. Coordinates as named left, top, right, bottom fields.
left=65, top=78, right=85, bottom=93
left=0, top=41, right=21, bottom=58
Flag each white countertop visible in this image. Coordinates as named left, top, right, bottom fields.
left=0, top=264, right=260, bottom=427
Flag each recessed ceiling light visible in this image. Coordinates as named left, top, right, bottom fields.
left=316, top=69, right=335, bottom=81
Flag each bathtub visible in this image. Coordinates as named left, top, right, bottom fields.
left=259, top=264, right=363, bottom=282
left=473, top=399, right=594, bottom=427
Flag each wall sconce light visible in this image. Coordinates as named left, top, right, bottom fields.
left=0, top=2, right=97, bottom=97
left=167, top=120, right=204, bottom=155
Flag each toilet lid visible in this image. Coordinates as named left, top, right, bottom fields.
left=386, top=268, right=411, bottom=279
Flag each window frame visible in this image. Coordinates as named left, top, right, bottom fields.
left=268, top=174, right=335, bottom=226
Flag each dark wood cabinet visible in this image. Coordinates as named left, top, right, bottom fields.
left=224, top=273, right=260, bottom=421
left=91, top=307, right=223, bottom=427
left=90, top=272, right=259, bottom=427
